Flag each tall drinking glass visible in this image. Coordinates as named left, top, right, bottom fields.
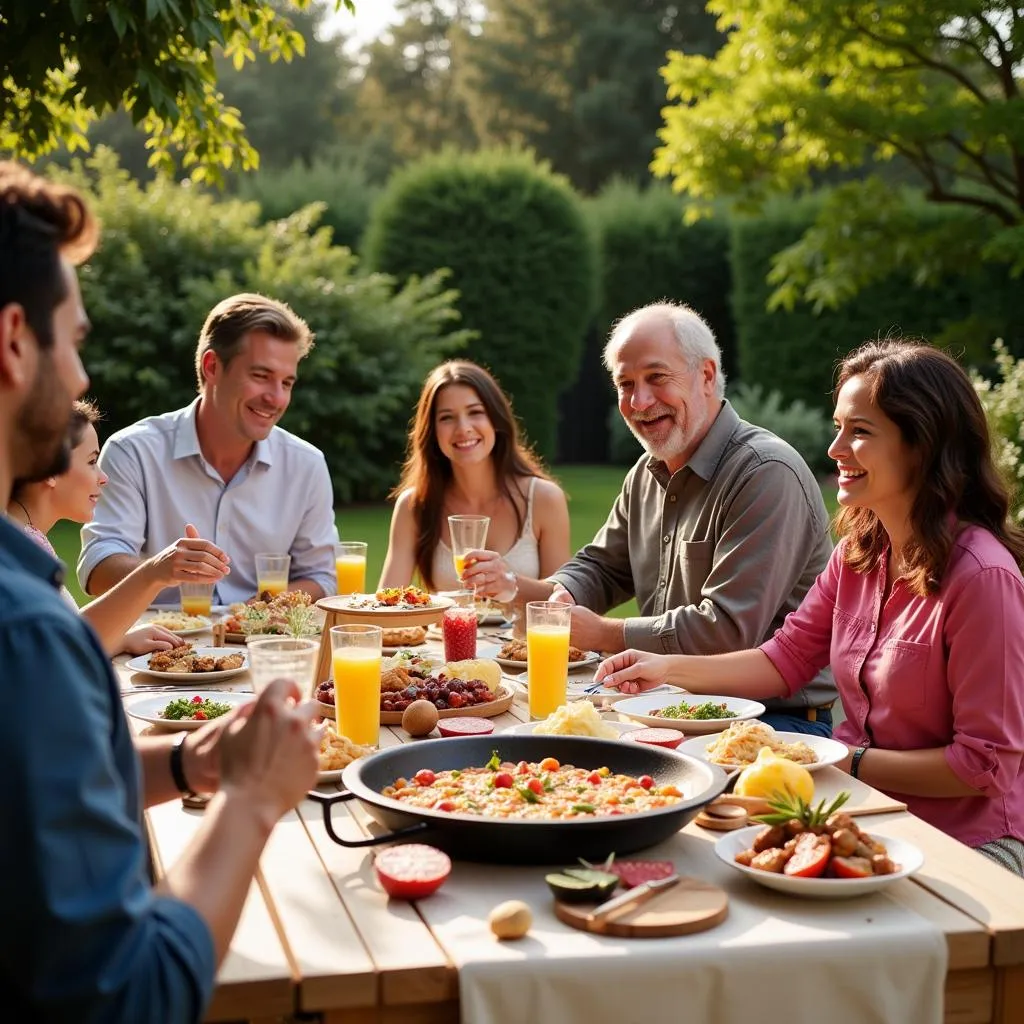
left=246, top=637, right=320, bottom=698
left=335, top=541, right=367, bottom=596
left=179, top=581, right=214, bottom=618
left=330, top=624, right=382, bottom=746
left=526, top=601, right=571, bottom=719
left=255, top=553, right=290, bottom=598
left=448, top=515, right=489, bottom=585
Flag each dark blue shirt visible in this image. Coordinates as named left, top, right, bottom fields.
left=0, top=516, right=215, bottom=1021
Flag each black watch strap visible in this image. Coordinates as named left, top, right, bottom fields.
left=170, top=734, right=197, bottom=796
left=850, top=746, right=867, bottom=779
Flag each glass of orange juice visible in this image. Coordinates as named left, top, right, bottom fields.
left=246, top=637, right=320, bottom=698
left=330, top=624, right=382, bottom=746
left=526, top=601, right=571, bottom=719
left=335, top=541, right=367, bottom=596
left=179, top=581, right=214, bottom=618
left=448, top=515, right=489, bottom=584
left=255, top=553, right=290, bottom=598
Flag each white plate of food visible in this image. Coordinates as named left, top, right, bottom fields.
left=494, top=647, right=601, bottom=673
left=676, top=722, right=848, bottom=772
left=320, top=589, right=452, bottom=628
left=144, top=611, right=213, bottom=637
left=501, top=718, right=644, bottom=739
left=715, top=824, right=923, bottom=899
left=317, top=728, right=373, bottom=784
left=125, top=691, right=253, bottom=731
left=613, top=693, right=766, bottom=735
left=126, top=646, right=249, bottom=683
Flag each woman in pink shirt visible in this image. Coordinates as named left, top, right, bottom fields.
left=597, top=339, right=1024, bottom=873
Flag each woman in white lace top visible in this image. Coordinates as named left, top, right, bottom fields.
left=379, top=361, right=570, bottom=603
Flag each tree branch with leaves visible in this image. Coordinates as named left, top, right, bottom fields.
left=654, top=1, right=1024, bottom=311
left=0, top=0, right=355, bottom=184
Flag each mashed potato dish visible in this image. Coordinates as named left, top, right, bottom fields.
left=533, top=702, right=619, bottom=739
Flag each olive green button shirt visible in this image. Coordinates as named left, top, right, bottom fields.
left=552, top=401, right=837, bottom=711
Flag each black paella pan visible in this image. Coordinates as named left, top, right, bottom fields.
left=307, top=735, right=729, bottom=864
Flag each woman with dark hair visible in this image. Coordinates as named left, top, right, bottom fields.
left=379, top=360, right=570, bottom=603
left=596, top=339, right=1024, bottom=872
left=7, top=400, right=213, bottom=656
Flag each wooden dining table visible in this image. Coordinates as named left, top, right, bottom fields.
left=116, top=626, right=1024, bottom=1024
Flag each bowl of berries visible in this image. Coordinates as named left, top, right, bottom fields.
left=315, top=673, right=514, bottom=724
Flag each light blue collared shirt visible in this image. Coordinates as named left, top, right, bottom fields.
left=78, top=399, right=338, bottom=605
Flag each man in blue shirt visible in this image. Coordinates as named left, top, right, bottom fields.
left=0, top=161, right=321, bottom=1021
left=78, top=293, right=339, bottom=605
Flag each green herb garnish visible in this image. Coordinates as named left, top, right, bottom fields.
left=654, top=700, right=736, bottom=721
left=572, top=803, right=597, bottom=814
left=516, top=786, right=541, bottom=804
left=162, top=696, right=232, bottom=721
left=486, top=750, right=501, bottom=771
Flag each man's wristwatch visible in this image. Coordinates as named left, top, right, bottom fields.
left=170, top=733, right=198, bottom=798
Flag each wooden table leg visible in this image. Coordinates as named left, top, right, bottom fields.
left=994, top=963, right=1024, bottom=1024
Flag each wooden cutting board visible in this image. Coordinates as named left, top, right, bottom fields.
left=554, top=877, right=728, bottom=938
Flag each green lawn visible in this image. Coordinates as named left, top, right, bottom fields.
left=52, top=464, right=839, bottom=616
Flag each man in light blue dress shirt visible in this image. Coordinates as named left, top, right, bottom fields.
left=78, top=293, right=338, bottom=605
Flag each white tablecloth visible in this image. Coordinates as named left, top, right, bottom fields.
left=417, top=828, right=947, bottom=1024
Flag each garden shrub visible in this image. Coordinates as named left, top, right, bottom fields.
left=731, top=195, right=1022, bottom=413
left=727, top=382, right=833, bottom=473
left=234, top=154, right=382, bottom=254
left=363, top=148, right=597, bottom=460
left=973, top=341, right=1024, bottom=524
left=61, top=149, right=470, bottom=502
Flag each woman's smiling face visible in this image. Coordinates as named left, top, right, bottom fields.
left=433, top=384, right=496, bottom=466
left=51, top=422, right=107, bottom=524
left=828, top=373, right=919, bottom=522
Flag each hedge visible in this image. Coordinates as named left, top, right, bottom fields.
left=363, top=149, right=597, bottom=461
left=61, top=150, right=470, bottom=502
left=234, top=154, right=381, bottom=254
left=732, top=196, right=1022, bottom=412
left=587, top=181, right=736, bottom=378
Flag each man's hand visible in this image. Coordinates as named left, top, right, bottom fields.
left=567, top=604, right=623, bottom=656
left=180, top=700, right=257, bottom=793
left=120, top=623, right=186, bottom=655
left=549, top=583, right=576, bottom=606
left=218, top=678, right=321, bottom=821
left=146, top=523, right=231, bottom=587
left=593, top=649, right=675, bottom=695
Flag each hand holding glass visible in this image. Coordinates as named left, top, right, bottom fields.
left=255, top=553, right=290, bottom=598
left=526, top=601, right=571, bottom=719
left=247, top=637, right=320, bottom=699
left=331, top=624, right=382, bottom=746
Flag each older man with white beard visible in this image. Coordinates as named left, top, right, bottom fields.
left=547, top=302, right=838, bottom=735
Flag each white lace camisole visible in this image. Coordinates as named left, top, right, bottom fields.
left=430, top=477, right=541, bottom=591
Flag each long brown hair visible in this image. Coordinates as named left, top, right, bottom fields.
left=835, top=339, right=1024, bottom=595
left=392, top=360, right=550, bottom=590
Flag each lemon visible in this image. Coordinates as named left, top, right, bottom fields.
left=734, top=746, right=814, bottom=803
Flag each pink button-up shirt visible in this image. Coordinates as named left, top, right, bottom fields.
left=760, top=526, right=1024, bottom=847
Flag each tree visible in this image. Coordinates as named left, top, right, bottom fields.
left=461, top=0, right=723, bottom=192
left=353, top=0, right=479, bottom=168
left=655, top=1, right=1024, bottom=312
left=0, top=0, right=354, bottom=184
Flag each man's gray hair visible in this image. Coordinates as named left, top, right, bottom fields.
left=603, top=301, right=726, bottom=399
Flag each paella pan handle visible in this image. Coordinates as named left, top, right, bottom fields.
left=306, top=790, right=430, bottom=848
